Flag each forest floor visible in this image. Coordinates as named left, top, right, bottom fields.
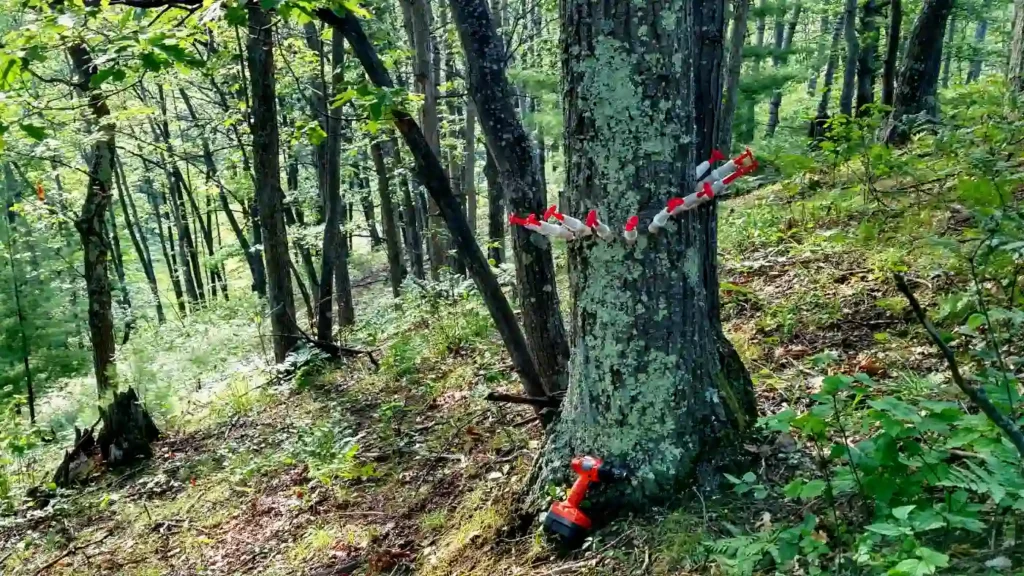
left=3, top=127, right=1024, bottom=574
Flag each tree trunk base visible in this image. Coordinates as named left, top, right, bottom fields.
left=52, top=387, right=160, bottom=487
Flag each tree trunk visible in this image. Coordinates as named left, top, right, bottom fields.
left=531, top=0, right=756, bottom=508
left=966, top=9, right=989, bottom=83
left=319, top=7, right=547, bottom=399
left=718, top=0, right=751, bottom=152
left=395, top=140, right=425, bottom=279
left=739, top=0, right=767, bottom=143
left=882, top=0, right=903, bottom=106
left=808, top=15, right=830, bottom=96
left=360, top=182, right=384, bottom=248
left=68, top=42, right=118, bottom=395
left=106, top=188, right=132, bottom=343
left=882, top=0, right=955, bottom=145
left=404, top=0, right=445, bottom=280
left=484, top=148, right=505, bottom=266
left=839, top=0, right=860, bottom=116
left=855, top=0, right=880, bottom=116
left=942, top=14, right=956, bottom=88
left=694, top=0, right=727, bottom=149
left=765, top=2, right=802, bottom=137
left=372, top=141, right=405, bottom=297
left=114, top=158, right=164, bottom=324
left=449, top=0, right=572, bottom=394
left=1012, top=0, right=1024, bottom=92
left=246, top=3, right=301, bottom=362
left=810, top=13, right=847, bottom=138
left=464, top=100, right=478, bottom=234
left=148, top=179, right=186, bottom=317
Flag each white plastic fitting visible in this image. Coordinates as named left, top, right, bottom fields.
left=585, top=210, right=615, bottom=240
left=624, top=216, right=639, bottom=243
left=649, top=198, right=686, bottom=233
left=694, top=149, right=725, bottom=179
left=545, top=205, right=591, bottom=237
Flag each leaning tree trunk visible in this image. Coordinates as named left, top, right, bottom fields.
left=1012, top=0, right=1024, bottom=92
left=464, top=101, right=478, bottom=233
left=882, top=0, right=955, bottom=145
left=941, top=14, right=956, bottom=88
left=882, top=0, right=902, bottom=106
left=765, top=2, right=802, bottom=137
left=718, top=0, right=750, bottom=153
left=839, top=0, right=860, bottom=116
left=529, top=0, right=757, bottom=509
left=68, top=42, right=118, bottom=395
left=966, top=7, right=989, bottom=83
left=855, top=0, right=879, bottom=116
left=372, top=140, right=405, bottom=297
left=247, top=3, right=300, bottom=361
left=449, top=0, right=571, bottom=395
left=810, top=13, right=846, bottom=139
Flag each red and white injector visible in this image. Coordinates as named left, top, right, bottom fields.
left=649, top=197, right=686, bottom=233
left=698, top=148, right=756, bottom=188
left=544, top=205, right=591, bottom=237
left=623, top=216, right=639, bottom=243
left=585, top=210, right=615, bottom=240
left=695, top=149, right=726, bottom=179
left=510, top=212, right=574, bottom=240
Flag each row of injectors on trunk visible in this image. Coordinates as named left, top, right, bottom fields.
left=509, top=148, right=758, bottom=243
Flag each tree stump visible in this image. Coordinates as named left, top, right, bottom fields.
left=52, top=387, right=159, bottom=487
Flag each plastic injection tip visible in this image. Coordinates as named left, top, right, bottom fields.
left=667, top=197, right=685, bottom=213
left=710, top=149, right=726, bottom=163
left=625, top=216, right=639, bottom=232
left=544, top=205, right=562, bottom=221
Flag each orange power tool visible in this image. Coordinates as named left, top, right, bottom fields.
left=543, top=456, right=629, bottom=544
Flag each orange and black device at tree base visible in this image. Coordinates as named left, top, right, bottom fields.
left=542, top=456, right=629, bottom=545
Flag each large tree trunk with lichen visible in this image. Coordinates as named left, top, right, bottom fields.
left=529, top=0, right=757, bottom=509
left=1012, top=0, right=1024, bottom=92
left=882, top=0, right=954, bottom=145
left=449, top=0, right=571, bottom=395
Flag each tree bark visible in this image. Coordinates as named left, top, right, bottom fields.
left=718, top=0, right=750, bottom=152
left=317, top=6, right=547, bottom=400
left=942, top=14, right=956, bottom=88
left=148, top=178, right=186, bottom=317
left=359, top=180, right=383, bottom=248
left=449, top=0, right=572, bottom=394
left=1012, top=0, right=1024, bottom=92
left=765, top=2, right=802, bottom=137
left=394, top=140, right=425, bottom=279
left=839, top=0, right=860, bottom=116
left=694, top=0, right=727, bottom=150
left=114, top=157, right=164, bottom=324
left=966, top=8, right=989, bottom=83
left=808, top=15, right=830, bottom=96
left=484, top=148, right=505, bottom=266
left=464, top=100, right=478, bottom=234
left=68, top=42, right=118, bottom=395
left=882, top=0, right=902, bottom=106
left=530, top=0, right=756, bottom=508
left=855, top=0, right=880, bottom=116
left=882, top=0, right=955, bottom=145
left=810, top=13, right=847, bottom=139
left=246, top=3, right=301, bottom=361
left=106, top=183, right=132, bottom=342
left=372, top=141, right=405, bottom=297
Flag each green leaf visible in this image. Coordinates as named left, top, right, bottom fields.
left=89, top=67, right=126, bottom=88
left=822, top=375, right=851, bottom=395
left=866, top=522, right=907, bottom=537
left=741, top=471, right=756, bottom=483
left=306, top=124, right=327, bottom=146
left=338, top=0, right=371, bottom=18
left=19, top=122, right=47, bottom=141
left=140, top=51, right=167, bottom=72
left=225, top=4, right=248, bottom=25
left=260, top=0, right=280, bottom=10
left=800, top=479, right=826, bottom=500
left=915, top=547, right=949, bottom=568
left=784, top=479, right=804, bottom=499
left=722, top=473, right=741, bottom=485
left=966, top=313, right=986, bottom=331
left=891, top=504, right=915, bottom=520
left=889, top=558, right=931, bottom=576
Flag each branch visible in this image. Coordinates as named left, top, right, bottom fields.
left=893, top=273, right=1024, bottom=458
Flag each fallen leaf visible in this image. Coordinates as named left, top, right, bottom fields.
left=856, top=355, right=885, bottom=376
left=755, top=512, right=773, bottom=532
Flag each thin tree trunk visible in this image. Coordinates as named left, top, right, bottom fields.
left=317, top=7, right=547, bottom=399
left=840, top=0, right=860, bottom=116
left=3, top=168, right=36, bottom=421
left=464, top=100, right=478, bottom=234
left=290, top=259, right=315, bottom=333
left=394, top=140, right=425, bottom=279
left=484, top=148, right=505, bottom=266
left=247, top=3, right=301, bottom=361
left=766, top=2, right=802, bottom=136
left=942, top=14, right=956, bottom=88
left=882, top=0, right=903, bottom=106
left=284, top=157, right=320, bottom=298
left=147, top=177, right=186, bottom=316
left=883, top=0, right=955, bottom=144
left=740, top=0, right=767, bottom=143
left=966, top=9, right=989, bottom=83
left=449, top=0, right=571, bottom=394
left=719, top=0, right=751, bottom=152
left=68, top=42, right=118, bottom=395
left=808, top=15, right=830, bottom=95
left=1012, top=0, right=1024, bottom=92
left=856, top=0, right=880, bottom=116
left=359, top=180, right=383, bottom=248
left=372, top=140, right=405, bottom=296
left=810, top=13, right=847, bottom=138
left=114, top=157, right=164, bottom=323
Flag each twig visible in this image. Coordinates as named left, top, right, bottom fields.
left=34, top=531, right=111, bottom=575
left=893, top=273, right=1024, bottom=458
left=485, top=391, right=561, bottom=408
